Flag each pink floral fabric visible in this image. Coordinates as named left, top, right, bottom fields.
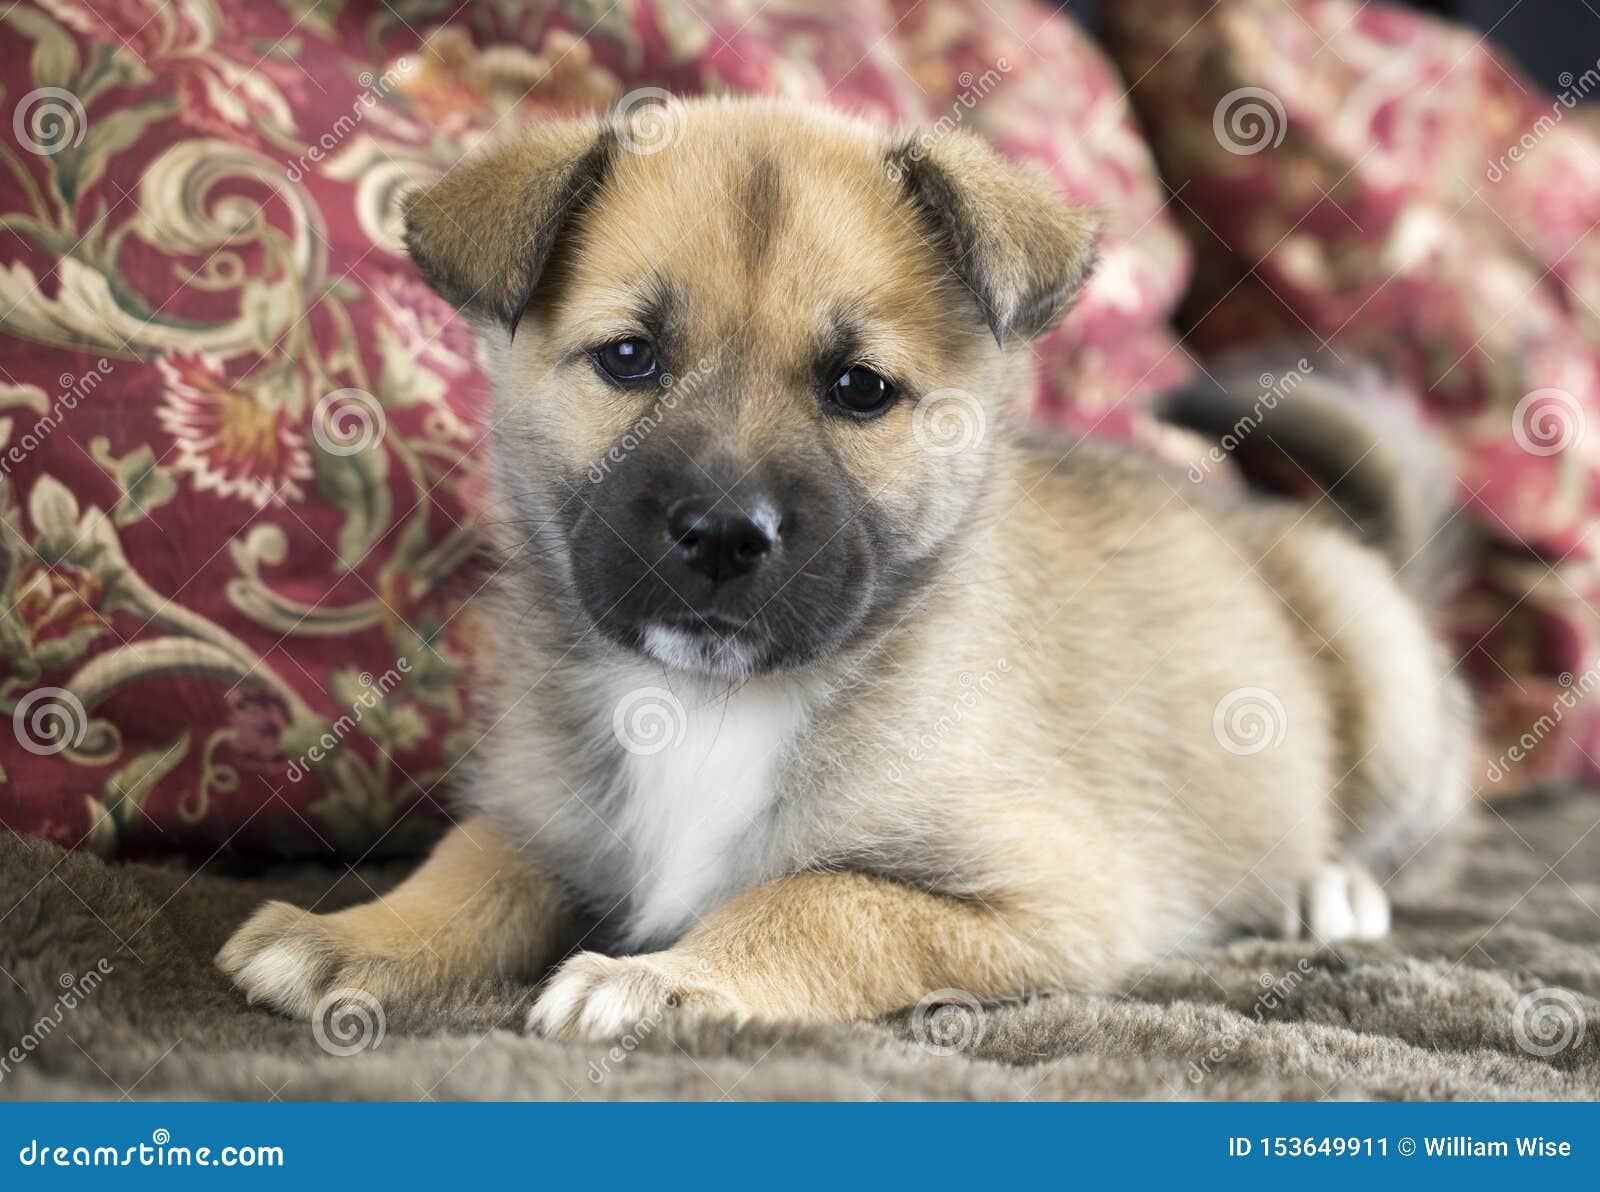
left=1103, top=0, right=1600, bottom=798
left=0, top=0, right=1189, bottom=856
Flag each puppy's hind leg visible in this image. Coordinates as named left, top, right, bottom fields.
left=217, top=819, right=572, bottom=1020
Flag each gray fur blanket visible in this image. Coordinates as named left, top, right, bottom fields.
left=1, top=791, right=1596, bottom=1101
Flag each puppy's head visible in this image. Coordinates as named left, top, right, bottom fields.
left=405, top=99, right=1096, bottom=676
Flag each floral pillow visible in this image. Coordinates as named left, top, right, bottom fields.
left=0, top=0, right=1190, bottom=857
left=1103, top=0, right=1600, bottom=797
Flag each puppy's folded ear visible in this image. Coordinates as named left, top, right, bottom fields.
left=889, top=134, right=1099, bottom=346
left=402, top=120, right=614, bottom=333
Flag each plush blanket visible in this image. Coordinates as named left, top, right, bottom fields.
left=1, top=791, right=1595, bottom=1101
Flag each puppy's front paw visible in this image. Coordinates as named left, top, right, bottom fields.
left=525, top=951, right=746, bottom=1042
left=216, top=901, right=346, bottom=1018
left=216, top=900, right=433, bottom=1021
left=1293, top=862, right=1390, bottom=942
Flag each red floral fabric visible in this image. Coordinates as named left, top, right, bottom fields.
left=0, top=0, right=1188, bottom=857
left=1102, top=0, right=1600, bottom=797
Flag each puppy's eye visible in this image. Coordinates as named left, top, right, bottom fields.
left=828, top=365, right=896, bottom=418
left=592, top=337, right=658, bottom=384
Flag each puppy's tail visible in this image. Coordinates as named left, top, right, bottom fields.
left=1157, top=355, right=1470, bottom=601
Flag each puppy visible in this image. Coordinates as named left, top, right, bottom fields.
left=218, top=98, right=1474, bottom=1041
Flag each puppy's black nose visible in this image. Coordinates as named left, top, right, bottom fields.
left=667, top=498, right=773, bottom=585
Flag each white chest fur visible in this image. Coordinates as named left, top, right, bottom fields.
left=604, top=670, right=813, bottom=946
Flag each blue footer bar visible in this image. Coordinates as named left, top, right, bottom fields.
left=0, top=1103, right=1594, bottom=1188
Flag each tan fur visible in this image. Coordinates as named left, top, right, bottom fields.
left=216, top=819, right=570, bottom=1017
left=219, top=98, right=1474, bottom=1041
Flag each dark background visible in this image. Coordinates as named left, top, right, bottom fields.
left=1064, top=0, right=1598, bottom=88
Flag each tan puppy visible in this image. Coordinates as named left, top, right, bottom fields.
left=218, top=98, right=1473, bottom=1040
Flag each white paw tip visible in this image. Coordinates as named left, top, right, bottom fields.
left=1301, top=863, right=1390, bottom=943
left=1346, top=868, right=1391, bottom=940
left=234, top=942, right=320, bottom=1018
left=526, top=954, right=679, bottom=1043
